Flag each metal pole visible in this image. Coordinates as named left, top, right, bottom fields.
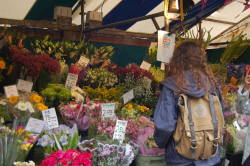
left=80, top=0, right=85, bottom=41
left=164, top=0, right=169, bottom=32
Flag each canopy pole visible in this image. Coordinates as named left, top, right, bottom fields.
left=164, top=0, right=170, bottom=32
left=80, top=0, right=85, bottom=41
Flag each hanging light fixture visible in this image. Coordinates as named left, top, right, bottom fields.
left=168, top=0, right=180, bottom=13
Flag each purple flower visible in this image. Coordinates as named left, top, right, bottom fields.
left=37, top=135, right=55, bottom=147
left=60, top=135, right=68, bottom=146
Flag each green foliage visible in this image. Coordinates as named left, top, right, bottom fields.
left=175, top=26, right=212, bottom=49
left=41, top=84, right=71, bottom=107
left=121, top=75, right=158, bottom=109
left=144, top=46, right=157, bottom=64
left=149, top=66, right=165, bottom=83
left=220, top=34, right=250, bottom=65
left=31, top=36, right=115, bottom=65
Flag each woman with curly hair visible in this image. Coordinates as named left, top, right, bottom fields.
left=154, top=40, right=224, bottom=166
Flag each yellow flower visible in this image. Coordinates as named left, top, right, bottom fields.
left=16, top=127, right=25, bottom=135
left=20, top=143, right=33, bottom=151
left=36, top=103, right=48, bottom=111
left=140, top=106, right=150, bottom=111
left=0, top=60, right=6, bottom=69
left=30, top=94, right=42, bottom=103
left=126, top=104, right=133, bottom=110
left=8, top=96, right=19, bottom=104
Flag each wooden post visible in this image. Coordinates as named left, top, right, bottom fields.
left=80, top=0, right=85, bottom=41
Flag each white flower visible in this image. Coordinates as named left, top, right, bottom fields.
left=0, top=99, right=7, bottom=106
left=13, top=161, right=35, bottom=166
left=15, top=101, right=28, bottom=111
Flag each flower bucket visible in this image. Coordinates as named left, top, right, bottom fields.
left=135, top=154, right=166, bottom=166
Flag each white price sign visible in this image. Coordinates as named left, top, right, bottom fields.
left=101, top=103, right=116, bottom=120
left=17, top=79, right=33, bottom=92
left=25, top=117, right=45, bottom=133
left=113, top=120, right=128, bottom=143
left=42, top=108, right=59, bottom=130
left=140, top=61, right=151, bottom=71
left=122, top=89, right=134, bottom=104
left=4, top=85, right=19, bottom=98
left=157, top=30, right=175, bottom=63
left=65, top=73, right=78, bottom=89
left=78, top=56, right=90, bottom=67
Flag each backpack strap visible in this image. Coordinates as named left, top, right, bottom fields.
left=208, top=94, right=219, bottom=153
left=187, top=97, right=197, bottom=157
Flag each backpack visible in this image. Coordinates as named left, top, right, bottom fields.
left=173, top=93, right=225, bottom=160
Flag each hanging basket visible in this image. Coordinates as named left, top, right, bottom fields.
left=135, top=154, right=166, bottom=166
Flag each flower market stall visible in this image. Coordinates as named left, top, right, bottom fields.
left=0, top=34, right=166, bottom=166
left=0, top=0, right=250, bottom=166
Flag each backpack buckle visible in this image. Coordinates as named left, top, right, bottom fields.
left=190, top=140, right=197, bottom=149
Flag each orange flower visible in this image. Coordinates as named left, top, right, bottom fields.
left=30, top=94, right=42, bottom=103
left=8, top=96, right=19, bottom=104
left=126, top=104, right=133, bottom=110
left=36, top=103, right=48, bottom=111
left=0, top=60, right=6, bottom=69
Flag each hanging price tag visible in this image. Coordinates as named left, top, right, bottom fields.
left=122, top=89, right=134, bottom=104
left=25, top=117, right=45, bottom=134
left=78, top=56, right=90, bottom=67
left=65, top=73, right=78, bottom=89
left=42, top=108, right=59, bottom=130
left=4, top=85, right=19, bottom=98
left=113, top=120, right=128, bottom=144
left=17, top=79, right=33, bottom=92
left=157, top=31, right=175, bottom=63
left=101, top=103, right=116, bottom=120
left=140, top=61, right=151, bottom=71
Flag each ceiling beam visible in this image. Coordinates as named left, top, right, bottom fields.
left=211, top=15, right=250, bottom=42
left=0, top=18, right=79, bottom=31
left=151, top=18, right=160, bottom=30
left=84, top=11, right=164, bottom=32
left=204, top=18, right=235, bottom=25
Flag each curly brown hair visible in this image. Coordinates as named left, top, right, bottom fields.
left=168, top=40, right=216, bottom=92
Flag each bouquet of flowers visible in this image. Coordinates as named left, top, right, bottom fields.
left=58, top=101, right=90, bottom=131
left=78, top=136, right=138, bottom=166
left=83, top=86, right=124, bottom=101
left=37, top=124, right=80, bottom=154
left=9, top=46, right=60, bottom=79
left=96, top=119, right=139, bottom=142
left=82, top=68, right=118, bottom=88
left=149, top=67, right=165, bottom=83
left=40, top=149, right=92, bottom=166
left=0, top=125, right=37, bottom=166
left=135, top=116, right=164, bottom=155
left=0, top=93, right=47, bottom=125
left=118, top=104, right=152, bottom=119
left=41, top=84, right=71, bottom=107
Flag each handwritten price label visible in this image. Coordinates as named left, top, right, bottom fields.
left=101, top=103, right=116, bottom=120
left=122, top=89, right=134, bottom=104
left=113, top=120, right=128, bottom=144
left=140, top=61, right=151, bottom=71
left=17, top=79, right=33, bottom=92
left=42, top=108, right=59, bottom=130
left=65, top=73, right=78, bottom=89
left=4, top=85, right=19, bottom=98
left=78, top=56, right=90, bottom=67
left=25, top=118, right=45, bottom=133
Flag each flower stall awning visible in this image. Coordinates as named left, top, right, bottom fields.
left=0, top=0, right=249, bottom=44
